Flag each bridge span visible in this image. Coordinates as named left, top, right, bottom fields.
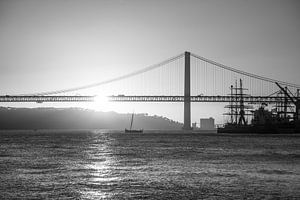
left=0, top=95, right=291, bottom=104
left=1, top=51, right=299, bottom=130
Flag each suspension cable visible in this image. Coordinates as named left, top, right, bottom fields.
left=20, top=53, right=184, bottom=96
left=191, top=53, right=300, bottom=89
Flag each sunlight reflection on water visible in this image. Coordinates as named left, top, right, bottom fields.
left=79, top=132, right=119, bottom=199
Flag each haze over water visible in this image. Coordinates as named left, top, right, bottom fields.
left=0, top=130, right=299, bottom=199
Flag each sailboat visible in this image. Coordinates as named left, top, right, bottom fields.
left=125, top=113, right=143, bottom=133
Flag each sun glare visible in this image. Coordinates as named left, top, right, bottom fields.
left=94, top=95, right=109, bottom=104
left=92, top=94, right=127, bottom=113
left=93, top=95, right=110, bottom=110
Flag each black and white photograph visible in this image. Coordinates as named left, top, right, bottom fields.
left=0, top=0, right=299, bottom=199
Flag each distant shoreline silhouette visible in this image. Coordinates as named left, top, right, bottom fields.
left=0, top=107, right=182, bottom=130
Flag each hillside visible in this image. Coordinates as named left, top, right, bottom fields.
left=0, top=107, right=182, bottom=130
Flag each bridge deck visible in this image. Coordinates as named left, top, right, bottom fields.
left=110, top=95, right=287, bottom=103
left=0, top=96, right=95, bottom=103
left=0, top=95, right=289, bottom=104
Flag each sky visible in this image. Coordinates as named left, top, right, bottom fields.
left=0, top=0, right=300, bottom=124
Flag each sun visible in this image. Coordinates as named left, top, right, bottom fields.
left=94, top=95, right=109, bottom=104
left=91, top=94, right=127, bottom=113
left=92, top=95, right=111, bottom=111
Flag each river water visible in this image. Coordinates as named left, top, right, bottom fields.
left=0, top=130, right=299, bottom=199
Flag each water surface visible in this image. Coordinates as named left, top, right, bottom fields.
left=0, top=130, right=299, bottom=199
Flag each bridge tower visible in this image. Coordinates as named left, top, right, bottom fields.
left=183, top=51, right=192, bottom=130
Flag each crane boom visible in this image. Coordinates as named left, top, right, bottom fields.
left=275, top=82, right=300, bottom=121
left=275, top=82, right=296, bottom=104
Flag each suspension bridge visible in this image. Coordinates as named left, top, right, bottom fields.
left=1, top=51, right=299, bottom=130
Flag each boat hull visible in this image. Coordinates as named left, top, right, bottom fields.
left=125, top=129, right=143, bottom=133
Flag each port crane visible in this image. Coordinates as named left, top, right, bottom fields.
left=275, top=82, right=300, bottom=121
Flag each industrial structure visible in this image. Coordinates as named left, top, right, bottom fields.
left=200, top=118, right=215, bottom=130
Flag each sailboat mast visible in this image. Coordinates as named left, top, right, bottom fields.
left=130, top=113, right=134, bottom=130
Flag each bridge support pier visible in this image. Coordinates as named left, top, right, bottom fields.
left=183, top=51, right=192, bottom=130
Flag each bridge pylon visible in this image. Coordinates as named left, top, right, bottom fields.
left=183, top=51, right=192, bottom=130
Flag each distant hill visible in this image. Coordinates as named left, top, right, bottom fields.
left=0, top=107, right=182, bottom=130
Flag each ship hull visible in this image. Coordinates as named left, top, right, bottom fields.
left=218, top=123, right=300, bottom=134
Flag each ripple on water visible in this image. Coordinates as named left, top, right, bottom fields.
left=0, top=131, right=299, bottom=199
